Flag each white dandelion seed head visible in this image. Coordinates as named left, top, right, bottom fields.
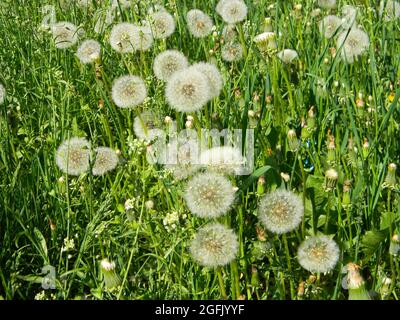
left=258, top=189, right=304, bottom=234
left=148, top=10, right=176, bottom=39
left=51, top=22, right=80, bottom=49
left=221, top=42, right=243, bottom=62
left=319, top=15, right=342, bottom=38
left=76, top=39, right=101, bottom=64
left=133, top=111, right=163, bottom=142
left=92, top=147, right=119, bottom=176
left=153, top=50, right=189, bottom=81
left=109, top=22, right=136, bottom=53
left=220, top=0, right=248, bottom=24
left=190, top=62, right=223, bottom=99
left=56, top=137, right=91, bottom=176
left=341, top=5, right=358, bottom=29
left=0, top=84, right=6, bottom=105
left=184, top=171, right=236, bottom=218
left=379, top=0, right=400, bottom=21
left=186, top=9, right=214, bottom=38
left=337, top=28, right=369, bottom=63
left=216, top=0, right=230, bottom=15
left=190, top=223, right=239, bottom=267
left=100, top=259, right=116, bottom=271
left=222, top=24, right=238, bottom=42
left=277, top=49, right=298, bottom=64
left=199, top=146, right=244, bottom=176
left=165, top=68, right=211, bottom=112
left=317, top=0, right=336, bottom=10
left=112, top=75, right=147, bottom=108
left=131, top=25, right=154, bottom=51
left=297, top=235, right=340, bottom=273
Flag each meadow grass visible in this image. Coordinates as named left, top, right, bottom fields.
left=0, top=0, right=399, bottom=300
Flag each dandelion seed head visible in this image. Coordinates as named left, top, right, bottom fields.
left=109, top=22, right=136, bottom=53
left=56, top=137, right=91, bottom=176
left=221, top=42, right=243, bottom=62
left=258, top=189, right=304, bottom=234
left=92, top=147, right=119, bottom=176
left=297, top=235, right=340, bottom=273
left=131, top=25, right=154, bottom=51
left=337, top=28, right=369, bottom=63
left=76, top=39, right=101, bottom=64
left=112, top=75, right=147, bottom=108
left=186, top=9, right=214, bottom=38
left=148, top=10, right=176, bottom=39
left=277, top=49, right=298, bottom=64
left=190, top=62, right=223, bottom=99
left=51, top=22, right=80, bottom=49
left=153, top=50, right=189, bottom=81
left=190, top=223, right=238, bottom=267
left=184, top=171, right=236, bottom=218
left=199, top=146, right=244, bottom=175
left=319, top=15, right=342, bottom=38
left=133, top=111, right=163, bottom=142
left=220, top=0, right=248, bottom=24
left=165, top=68, right=210, bottom=112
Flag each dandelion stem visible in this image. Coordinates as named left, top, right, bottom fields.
left=217, top=267, right=228, bottom=300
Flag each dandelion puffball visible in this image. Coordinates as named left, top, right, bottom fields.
left=112, top=75, right=147, bottom=108
left=219, top=0, right=248, bottom=24
left=92, top=147, right=119, bottom=176
left=221, top=42, right=243, bottom=62
left=199, top=146, right=244, bottom=175
left=319, top=15, right=342, bottom=39
left=56, top=137, right=91, bottom=176
left=148, top=10, right=176, bottom=39
left=186, top=9, right=214, bottom=38
left=131, top=25, right=154, bottom=51
left=184, top=171, right=236, bottom=218
left=0, top=84, right=6, bottom=105
left=276, top=49, right=298, bottom=64
left=165, top=68, right=211, bottom=112
left=297, top=235, right=340, bottom=273
left=258, top=189, right=304, bottom=234
left=337, top=28, right=369, bottom=63
left=51, top=22, right=80, bottom=49
left=153, top=50, right=189, bottom=81
left=109, top=22, right=136, bottom=53
left=133, top=111, right=163, bottom=142
left=76, top=39, right=101, bottom=64
left=190, top=62, right=223, bottom=99
left=190, top=223, right=239, bottom=267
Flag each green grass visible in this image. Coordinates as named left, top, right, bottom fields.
left=0, top=0, right=399, bottom=300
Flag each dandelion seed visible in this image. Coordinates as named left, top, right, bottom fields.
left=109, top=22, right=136, bottom=53
left=111, top=75, right=147, bottom=108
left=186, top=9, right=214, bottom=38
left=297, top=235, right=340, bottom=273
left=219, top=0, right=248, bottom=24
left=153, top=50, right=189, bottom=81
left=319, top=15, right=342, bottom=39
left=221, top=41, right=243, bottom=62
left=379, top=0, right=400, bottom=21
left=56, top=137, right=91, bottom=176
left=337, top=28, right=369, bottom=63
left=258, top=189, right=304, bottom=234
left=133, top=111, right=163, bottom=142
left=0, top=84, right=6, bottom=105
left=190, top=223, right=239, bottom=267
left=100, top=259, right=121, bottom=289
left=92, top=147, right=119, bottom=176
left=76, top=39, right=101, bottom=64
left=317, top=0, right=336, bottom=10
left=276, top=49, right=298, bottom=64
left=51, top=22, right=80, bottom=49
left=190, top=62, right=223, bottom=99
left=165, top=68, right=210, bottom=112
left=148, top=10, right=176, bottom=39
left=184, top=171, right=236, bottom=218
left=199, top=146, right=244, bottom=176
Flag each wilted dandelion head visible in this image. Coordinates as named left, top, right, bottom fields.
left=221, top=42, right=243, bottom=62
left=0, top=84, right=6, bottom=105
left=148, top=10, right=176, bottom=39
left=186, top=9, right=214, bottom=38
left=337, top=28, right=369, bottom=63
left=220, top=0, right=248, bottom=24
left=184, top=171, right=236, bottom=218
left=153, top=50, right=189, bottom=81
left=297, top=235, right=340, bottom=273
left=277, top=49, right=298, bottom=64
left=189, top=223, right=239, bottom=267
left=133, top=111, right=163, bottom=142
left=99, top=258, right=120, bottom=289
left=199, top=146, right=244, bottom=175
left=51, top=22, right=80, bottom=49
left=254, top=32, right=277, bottom=51
left=341, top=5, right=357, bottom=29
left=112, top=75, right=147, bottom=108
left=56, top=137, right=91, bottom=176
left=190, top=62, right=223, bottom=99
left=131, top=25, right=154, bottom=51
left=109, top=23, right=136, bottom=53
left=76, top=39, right=101, bottom=64
left=258, top=189, right=304, bottom=234
left=380, top=0, right=400, bottom=21
left=319, top=15, right=342, bottom=38
left=317, top=0, right=336, bottom=9
left=92, top=147, right=119, bottom=176
left=165, top=68, right=210, bottom=112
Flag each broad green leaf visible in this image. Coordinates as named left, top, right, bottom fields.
left=361, top=230, right=388, bottom=260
